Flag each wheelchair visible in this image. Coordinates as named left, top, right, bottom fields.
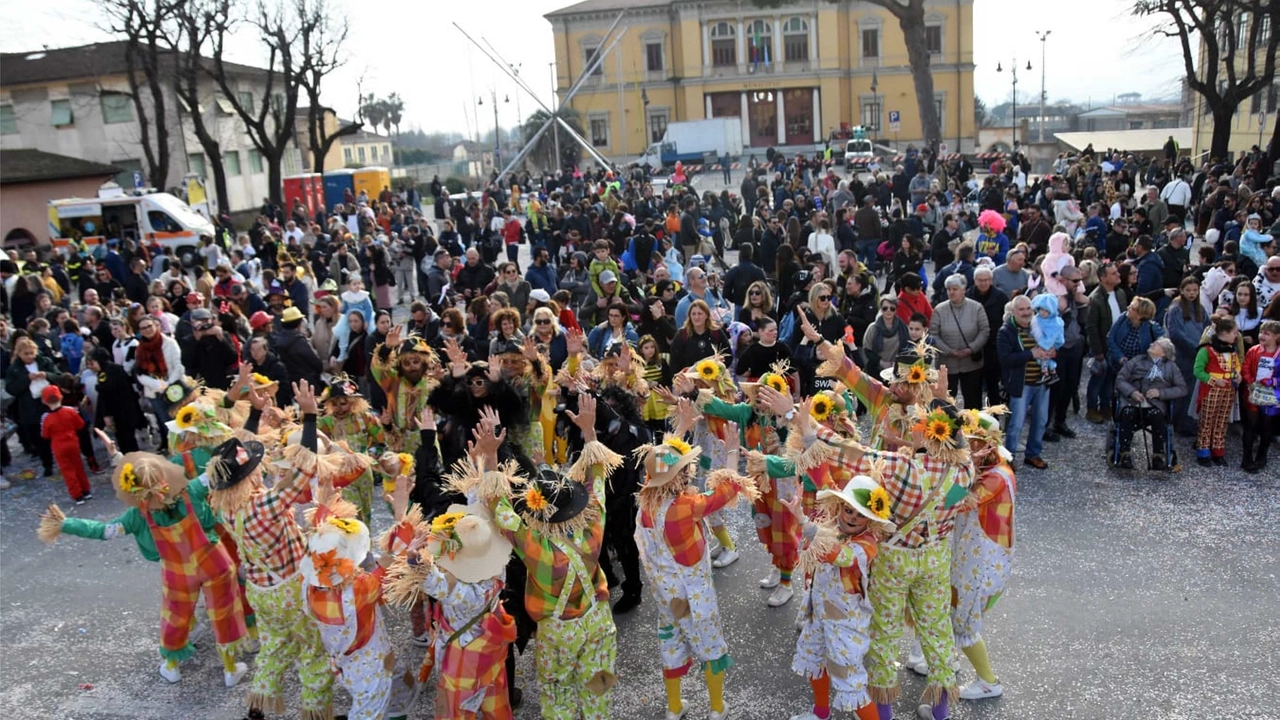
left=1105, top=399, right=1181, bottom=473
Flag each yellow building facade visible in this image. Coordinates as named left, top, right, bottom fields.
left=546, top=0, right=976, bottom=160
left=1187, top=13, right=1279, bottom=161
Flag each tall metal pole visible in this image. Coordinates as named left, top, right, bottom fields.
left=617, top=49, right=626, bottom=161
left=550, top=62, right=561, bottom=171
left=1036, top=31, right=1051, bottom=143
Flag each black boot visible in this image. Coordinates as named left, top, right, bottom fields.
left=1241, top=444, right=1257, bottom=473
left=1254, top=442, right=1271, bottom=472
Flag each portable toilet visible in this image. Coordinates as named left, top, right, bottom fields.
left=283, top=173, right=322, bottom=216
left=353, top=166, right=391, bottom=202
left=308, top=174, right=326, bottom=215
left=323, top=169, right=357, bottom=209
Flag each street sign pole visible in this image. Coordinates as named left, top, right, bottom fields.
left=888, top=110, right=900, bottom=151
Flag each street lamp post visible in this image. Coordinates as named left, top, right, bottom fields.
left=870, top=69, right=878, bottom=141
left=642, top=88, right=650, bottom=156
left=997, top=59, right=1032, bottom=152
left=1036, top=30, right=1051, bottom=143
left=478, top=90, right=509, bottom=174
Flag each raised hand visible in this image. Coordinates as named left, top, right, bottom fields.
left=799, top=309, right=822, bottom=343
left=247, top=383, right=269, bottom=411
left=566, top=393, right=598, bottom=441
left=670, top=397, right=698, bottom=438
left=794, top=397, right=814, bottom=437
left=487, top=361, right=503, bottom=383
left=780, top=490, right=805, bottom=520
left=521, top=335, right=540, bottom=362
left=757, top=385, right=794, bottom=417
left=379, top=407, right=394, bottom=426
left=416, top=406, right=436, bottom=431
left=389, top=474, right=415, bottom=522
left=93, top=427, right=118, bottom=458
left=386, top=325, right=403, bottom=349
left=722, top=420, right=740, bottom=457
left=565, top=328, right=585, bottom=355
left=654, top=385, right=680, bottom=406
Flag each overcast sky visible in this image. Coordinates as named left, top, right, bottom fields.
left=0, top=0, right=1187, bottom=138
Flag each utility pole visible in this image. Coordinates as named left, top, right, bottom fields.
left=550, top=61, right=561, bottom=171
left=1036, top=30, right=1051, bottom=143
left=617, top=50, right=625, bottom=163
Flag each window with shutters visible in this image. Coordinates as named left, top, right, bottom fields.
left=783, top=17, right=808, bottom=62
left=711, top=22, right=736, bottom=66
left=188, top=153, right=206, bottom=178
left=590, top=113, right=610, bottom=147
left=862, top=29, right=879, bottom=58
left=225, top=150, right=241, bottom=176
left=51, top=99, right=73, bottom=127
left=249, top=149, right=264, bottom=173
left=861, top=100, right=881, bottom=131
left=925, top=25, right=943, bottom=55
left=101, top=93, right=134, bottom=124
left=646, top=43, right=663, bottom=72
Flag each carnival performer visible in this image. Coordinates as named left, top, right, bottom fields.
left=298, top=478, right=418, bottom=720
left=490, top=336, right=553, bottom=462
left=371, top=326, right=439, bottom=456
left=205, top=381, right=367, bottom=720
left=38, top=385, right=93, bottom=504
left=697, top=360, right=800, bottom=606
left=384, top=495, right=518, bottom=719
left=1193, top=315, right=1242, bottom=466
left=783, top=464, right=896, bottom=720
left=38, top=430, right=249, bottom=687
left=775, top=390, right=976, bottom=720
left=462, top=396, right=623, bottom=720
left=936, top=407, right=1015, bottom=702
left=634, top=399, right=758, bottom=720
left=660, top=354, right=742, bottom=568
left=316, top=375, right=387, bottom=524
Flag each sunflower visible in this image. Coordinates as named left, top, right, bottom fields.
left=523, top=487, right=551, bottom=514
left=906, top=364, right=928, bottom=384
left=762, top=373, right=788, bottom=394
left=664, top=437, right=692, bottom=455
left=961, top=409, right=981, bottom=434
left=430, top=511, right=466, bottom=535
left=396, top=453, right=414, bottom=476
left=327, top=517, right=362, bottom=534
left=867, top=486, right=892, bottom=519
left=175, top=405, right=198, bottom=429
left=695, top=359, right=720, bottom=381
left=810, top=395, right=833, bottom=422
left=119, top=463, right=138, bottom=494
left=251, top=373, right=271, bottom=386
left=919, top=409, right=955, bottom=443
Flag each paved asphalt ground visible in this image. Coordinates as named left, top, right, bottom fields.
left=2, top=168, right=1278, bottom=719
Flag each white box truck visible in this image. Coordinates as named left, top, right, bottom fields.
left=639, top=118, right=744, bottom=167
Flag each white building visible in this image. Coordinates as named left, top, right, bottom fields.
left=0, top=41, right=300, bottom=213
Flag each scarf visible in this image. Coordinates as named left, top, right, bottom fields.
left=134, top=332, right=168, bottom=379
left=871, top=316, right=908, bottom=355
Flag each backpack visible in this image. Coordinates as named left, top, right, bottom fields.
left=778, top=308, right=798, bottom=347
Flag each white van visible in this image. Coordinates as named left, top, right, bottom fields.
left=49, top=189, right=217, bottom=267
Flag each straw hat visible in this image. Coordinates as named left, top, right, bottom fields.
left=162, top=377, right=202, bottom=417
left=514, top=464, right=591, bottom=525
left=878, top=344, right=940, bottom=385
left=960, top=406, right=1013, bottom=462
left=740, top=360, right=792, bottom=404
left=300, top=509, right=371, bottom=589
left=113, top=453, right=188, bottom=509
left=637, top=436, right=703, bottom=490
left=816, top=475, right=897, bottom=532
left=908, top=399, right=969, bottom=455
left=165, top=397, right=233, bottom=440
left=425, top=504, right=513, bottom=583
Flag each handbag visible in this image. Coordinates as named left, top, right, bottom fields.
left=948, top=303, right=984, bottom=364
left=1248, top=382, right=1278, bottom=407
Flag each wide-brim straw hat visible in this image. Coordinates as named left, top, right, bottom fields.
left=113, top=453, right=188, bottom=509
left=816, top=475, right=897, bottom=532
left=638, top=437, right=702, bottom=490
left=426, top=503, right=513, bottom=583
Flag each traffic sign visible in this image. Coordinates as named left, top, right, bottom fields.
left=939, top=142, right=948, bottom=154
left=888, top=110, right=901, bottom=132
left=132, top=170, right=144, bottom=189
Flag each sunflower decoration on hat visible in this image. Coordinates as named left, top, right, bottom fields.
left=961, top=405, right=1013, bottom=463
left=879, top=337, right=940, bottom=387
left=634, top=433, right=757, bottom=521
left=740, top=359, right=793, bottom=407
left=799, top=459, right=897, bottom=577
left=683, top=353, right=736, bottom=398
left=908, top=398, right=971, bottom=463
left=376, top=451, right=415, bottom=494
left=166, top=395, right=233, bottom=443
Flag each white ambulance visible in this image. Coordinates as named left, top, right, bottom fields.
left=48, top=188, right=217, bottom=266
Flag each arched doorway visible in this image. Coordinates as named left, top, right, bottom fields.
left=3, top=227, right=36, bottom=249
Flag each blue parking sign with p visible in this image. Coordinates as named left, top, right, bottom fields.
left=132, top=170, right=144, bottom=189
left=889, top=111, right=900, bottom=123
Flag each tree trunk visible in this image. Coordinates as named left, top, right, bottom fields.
left=1266, top=113, right=1280, bottom=183
left=897, top=12, right=940, bottom=151
left=1210, top=103, right=1236, bottom=160
left=210, top=162, right=230, bottom=218
left=266, top=151, right=285, bottom=207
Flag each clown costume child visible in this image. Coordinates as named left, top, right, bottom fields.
left=635, top=408, right=759, bottom=720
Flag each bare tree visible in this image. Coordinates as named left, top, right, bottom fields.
left=101, top=0, right=174, bottom=191
left=168, top=0, right=233, bottom=214
left=208, top=0, right=304, bottom=206
left=296, top=0, right=359, bottom=175
left=1135, top=0, right=1280, bottom=159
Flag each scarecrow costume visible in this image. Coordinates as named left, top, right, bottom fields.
left=299, top=490, right=417, bottom=720
left=681, top=355, right=742, bottom=567
left=633, top=434, right=758, bottom=720
left=942, top=408, right=1015, bottom=701
left=384, top=500, right=518, bottom=720
left=790, top=472, right=896, bottom=720
left=465, top=439, right=624, bottom=720
left=371, top=333, right=439, bottom=456
left=38, top=452, right=249, bottom=687
left=698, top=361, right=801, bottom=606
left=816, top=341, right=938, bottom=451
left=792, top=399, right=975, bottom=720
left=206, top=404, right=368, bottom=720
left=317, top=376, right=387, bottom=525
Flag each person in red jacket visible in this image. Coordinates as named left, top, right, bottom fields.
left=895, top=272, right=934, bottom=326
left=40, top=385, right=93, bottom=504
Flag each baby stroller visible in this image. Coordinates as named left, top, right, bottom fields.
left=1105, top=397, right=1180, bottom=472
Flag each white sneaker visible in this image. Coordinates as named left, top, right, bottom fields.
left=916, top=703, right=936, bottom=719
left=907, top=639, right=928, bottom=676
left=767, top=584, right=794, bottom=607
left=1, top=478, right=12, bottom=489
left=709, top=704, right=730, bottom=720
left=223, top=661, right=249, bottom=688
left=241, top=637, right=260, bottom=654
left=789, top=713, right=821, bottom=720
left=760, top=566, right=781, bottom=588
left=158, top=662, right=181, bottom=683
left=958, top=678, right=1003, bottom=700
left=711, top=549, right=739, bottom=568
left=708, top=536, right=724, bottom=559
left=665, top=701, right=687, bottom=720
